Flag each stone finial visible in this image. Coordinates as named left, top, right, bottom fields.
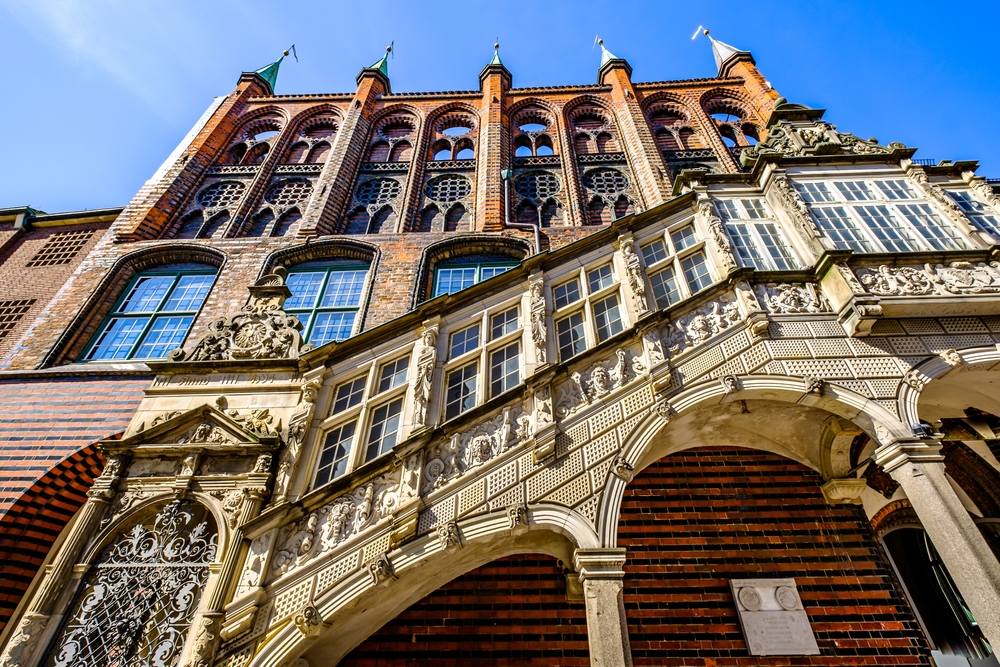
left=169, top=267, right=308, bottom=362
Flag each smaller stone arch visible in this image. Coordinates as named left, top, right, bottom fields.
left=262, top=237, right=380, bottom=277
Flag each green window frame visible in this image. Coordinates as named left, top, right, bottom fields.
left=433, top=261, right=517, bottom=298
left=284, top=263, right=370, bottom=346
left=83, top=268, right=216, bottom=361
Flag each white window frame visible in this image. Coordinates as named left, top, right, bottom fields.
left=714, top=198, right=798, bottom=271
left=635, top=218, right=715, bottom=310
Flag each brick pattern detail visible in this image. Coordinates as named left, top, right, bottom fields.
left=0, top=376, right=148, bottom=632
left=0, top=300, right=36, bottom=339
left=618, top=447, right=931, bottom=666
left=339, top=555, right=589, bottom=666
left=24, top=230, right=95, bottom=267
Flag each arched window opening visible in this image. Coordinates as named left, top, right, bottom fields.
left=83, top=265, right=218, bottom=361
left=596, top=132, right=618, bottom=153
left=306, top=142, right=331, bottom=164
left=573, top=112, right=605, bottom=131
left=431, top=139, right=452, bottom=161
left=719, top=126, right=738, bottom=148
left=284, top=259, right=370, bottom=345
left=199, top=212, right=230, bottom=239
left=286, top=141, right=309, bottom=164
left=540, top=199, right=559, bottom=227
left=225, top=143, right=247, bottom=165
left=252, top=129, right=280, bottom=141
left=368, top=206, right=395, bottom=234
left=883, top=527, right=997, bottom=663
left=366, top=141, right=390, bottom=163
left=454, top=139, right=474, bottom=160
left=344, top=208, right=370, bottom=235
left=742, top=124, right=760, bottom=145
left=519, top=122, right=547, bottom=132
left=574, top=133, right=595, bottom=155
left=710, top=111, right=741, bottom=123
left=535, top=135, right=555, bottom=156
left=433, top=253, right=519, bottom=298
left=614, top=195, right=633, bottom=220
left=515, top=145, right=532, bottom=157
left=587, top=198, right=611, bottom=226
left=175, top=211, right=203, bottom=240
left=516, top=203, right=539, bottom=226
left=444, top=204, right=467, bottom=232
left=441, top=124, right=472, bottom=137
left=249, top=210, right=274, bottom=237
left=389, top=141, right=412, bottom=162
left=272, top=209, right=301, bottom=237
left=655, top=128, right=680, bottom=152
left=43, top=500, right=218, bottom=666
left=243, top=144, right=270, bottom=165
left=417, top=205, right=440, bottom=233
left=678, top=127, right=705, bottom=150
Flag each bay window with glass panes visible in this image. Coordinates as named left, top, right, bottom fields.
left=84, top=267, right=216, bottom=361
left=636, top=220, right=715, bottom=312
left=441, top=300, right=524, bottom=422
left=791, top=178, right=971, bottom=252
left=948, top=190, right=1000, bottom=241
left=552, top=261, right=629, bottom=362
left=311, top=348, right=413, bottom=490
left=284, top=261, right=370, bottom=346
left=713, top=198, right=798, bottom=270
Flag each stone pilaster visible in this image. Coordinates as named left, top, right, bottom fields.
left=574, top=548, right=633, bottom=667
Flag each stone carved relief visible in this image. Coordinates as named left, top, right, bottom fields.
left=699, top=200, right=737, bottom=270
left=838, top=134, right=900, bottom=155
left=507, top=504, right=528, bottom=529
left=412, top=325, right=438, bottom=429
left=101, top=488, right=155, bottom=529
left=423, top=406, right=525, bottom=493
left=754, top=283, right=830, bottom=314
left=236, top=533, right=271, bottom=596
left=293, top=603, right=323, bottom=637
left=529, top=278, right=548, bottom=365
left=274, top=380, right=321, bottom=504
left=836, top=263, right=867, bottom=295
left=972, top=179, right=1000, bottom=210
left=533, top=385, right=553, bottom=429
left=229, top=409, right=280, bottom=437
left=555, top=348, right=646, bottom=418
left=271, top=469, right=401, bottom=575
left=171, top=269, right=306, bottom=362
left=642, top=327, right=665, bottom=367
left=939, top=349, right=963, bottom=367
left=368, top=554, right=396, bottom=584
left=855, top=262, right=1000, bottom=296
left=911, top=170, right=968, bottom=221
left=211, top=488, right=245, bottom=528
left=663, top=294, right=741, bottom=355
left=772, top=176, right=822, bottom=242
left=0, top=614, right=48, bottom=667
left=620, top=237, right=649, bottom=314
left=437, top=521, right=461, bottom=548
left=176, top=423, right=236, bottom=445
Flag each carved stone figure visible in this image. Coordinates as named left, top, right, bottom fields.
left=838, top=134, right=893, bottom=155
left=755, top=283, right=829, bottom=314
left=856, top=262, right=1000, bottom=296
left=293, top=603, right=323, bottom=637
left=911, top=170, right=967, bottom=220
left=939, top=349, right=963, bottom=367
left=555, top=349, right=645, bottom=418
left=0, top=614, right=48, bottom=667
left=903, top=370, right=925, bottom=391
left=772, top=177, right=822, bottom=241
left=237, top=534, right=271, bottom=595
left=422, top=408, right=523, bottom=492
left=413, top=326, right=438, bottom=428
left=664, top=295, right=741, bottom=354
left=507, top=504, right=528, bottom=529
left=620, top=238, right=649, bottom=314
left=171, top=268, right=306, bottom=362
left=529, top=279, right=548, bottom=364
left=804, top=376, right=824, bottom=394
left=699, top=200, right=737, bottom=270
left=611, top=455, right=634, bottom=481
left=273, top=379, right=321, bottom=504
left=437, top=521, right=461, bottom=548
left=368, top=553, right=395, bottom=584
left=721, top=375, right=740, bottom=394
left=642, top=327, right=665, bottom=366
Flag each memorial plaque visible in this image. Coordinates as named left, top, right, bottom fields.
left=730, top=578, right=820, bottom=656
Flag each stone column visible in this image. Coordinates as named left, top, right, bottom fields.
left=574, top=548, right=633, bottom=667
left=875, top=438, right=1000, bottom=648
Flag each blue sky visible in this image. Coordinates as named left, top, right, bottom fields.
left=2, top=0, right=998, bottom=213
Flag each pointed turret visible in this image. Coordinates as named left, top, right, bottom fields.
left=239, top=55, right=283, bottom=96
left=479, top=42, right=512, bottom=91
left=708, top=34, right=755, bottom=77
left=596, top=39, right=632, bottom=84
left=357, top=45, right=392, bottom=94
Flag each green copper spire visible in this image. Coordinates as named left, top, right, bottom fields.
left=254, top=56, right=283, bottom=92
left=370, top=44, right=392, bottom=78
left=598, top=39, right=618, bottom=67
left=488, top=41, right=502, bottom=66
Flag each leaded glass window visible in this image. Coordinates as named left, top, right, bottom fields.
left=85, top=268, right=216, bottom=361
left=285, top=262, right=369, bottom=346
left=45, top=500, right=217, bottom=667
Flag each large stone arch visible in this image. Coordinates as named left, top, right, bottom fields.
left=247, top=504, right=597, bottom=667
left=596, top=374, right=906, bottom=547
left=898, top=343, right=1000, bottom=427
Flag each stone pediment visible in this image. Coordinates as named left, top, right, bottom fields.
left=103, top=405, right=280, bottom=457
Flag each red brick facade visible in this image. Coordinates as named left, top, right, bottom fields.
left=619, top=447, right=931, bottom=666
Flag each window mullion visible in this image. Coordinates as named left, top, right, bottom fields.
left=848, top=204, right=888, bottom=253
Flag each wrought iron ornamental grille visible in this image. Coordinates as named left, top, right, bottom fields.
left=45, top=501, right=218, bottom=667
